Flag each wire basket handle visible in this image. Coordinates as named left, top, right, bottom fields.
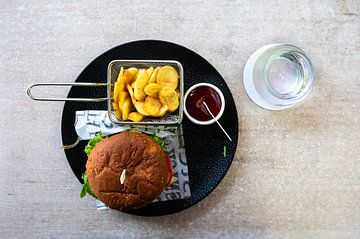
left=26, top=82, right=108, bottom=102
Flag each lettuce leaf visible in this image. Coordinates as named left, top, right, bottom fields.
left=84, top=132, right=103, bottom=156
left=80, top=173, right=95, bottom=198
left=150, top=135, right=166, bottom=151
left=81, top=132, right=103, bottom=198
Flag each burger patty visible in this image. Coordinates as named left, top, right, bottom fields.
left=86, top=132, right=169, bottom=211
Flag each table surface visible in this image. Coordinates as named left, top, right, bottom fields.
left=1, top=1, right=359, bottom=238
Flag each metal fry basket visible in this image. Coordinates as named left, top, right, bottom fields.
left=27, top=59, right=184, bottom=125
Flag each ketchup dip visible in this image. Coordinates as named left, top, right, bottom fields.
left=185, top=85, right=222, bottom=121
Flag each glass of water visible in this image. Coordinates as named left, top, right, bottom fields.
left=243, top=44, right=315, bottom=110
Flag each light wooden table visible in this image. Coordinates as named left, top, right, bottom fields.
left=1, top=1, right=359, bottom=238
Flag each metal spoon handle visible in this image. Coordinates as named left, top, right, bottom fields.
left=203, top=102, right=232, bottom=142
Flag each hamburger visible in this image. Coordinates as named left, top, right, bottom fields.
left=81, top=131, right=172, bottom=211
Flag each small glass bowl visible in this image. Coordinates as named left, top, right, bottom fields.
left=184, top=83, right=225, bottom=125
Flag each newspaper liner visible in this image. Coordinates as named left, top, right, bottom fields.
left=74, top=110, right=191, bottom=210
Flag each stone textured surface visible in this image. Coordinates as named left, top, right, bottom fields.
left=1, top=0, right=359, bottom=238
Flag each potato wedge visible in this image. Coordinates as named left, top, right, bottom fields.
left=117, top=68, right=136, bottom=93
left=144, top=83, right=163, bottom=97
left=113, top=63, right=124, bottom=103
left=128, top=112, right=144, bottom=122
left=159, top=86, right=179, bottom=112
left=126, top=84, right=150, bottom=116
left=134, top=70, right=149, bottom=101
left=156, top=66, right=179, bottom=90
left=118, top=91, right=129, bottom=112
left=120, top=74, right=133, bottom=92
left=113, top=82, right=120, bottom=103
left=144, top=96, right=162, bottom=117
left=146, top=67, right=154, bottom=78
left=151, top=105, right=168, bottom=117
left=126, top=84, right=137, bottom=106
left=148, top=67, right=159, bottom=84
left=116, top=67, right=124, bottom=83
left=113, top=102, right=121, bottom=119
left=124, top=68, right=138, bottom=81
left=122, top=97, right=131, bottom=120
left=134, top=101, right=150, bottom=116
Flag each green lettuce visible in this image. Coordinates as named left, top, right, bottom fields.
left=84, top=132, right=103, bottom=156
left=150, top=135, right=166, bottom=150
left=81, top=132, right=103, bottom=198
left=80, top=173, right=95, bottom=198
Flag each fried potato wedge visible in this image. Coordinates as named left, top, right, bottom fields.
left=156, top=66, right=179, bottom=90
left=134, top=70, right=149, bottom=101
left=124, top=68, right=138, bottom=81
left=151, top=105, right=168, bottom=117
left=159, top=86, right=179, bottom=112
left=113, top=67, right=124, bottom=103
left=122, top=97, right=131, bottom=120
left=113, top=82, right=120, bottom=103
left=133, top=101, right=150, bottom=116
left=126, top=84, right=137, bottom=106
left=126, top=84, right=150, bottom=116
left=116, top=67, right=124, bottom=83
left=118, top=91, right=129, bottom=112
left=119, top=70, right=136, bottom=92
left=113, top=102, right=121, bottom=119
left=148, top=67, right=159, bottom=84
left=146, top=67, right=154, bottom=78
left=128, top=112, right=144, bottom=122
left=114, top=67, right=127, bottom=93
left=144, top=96, right=162, bottom=117
left=144, top=83, right=163, bottom=97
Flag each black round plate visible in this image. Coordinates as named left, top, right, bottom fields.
left=61, top=40, right=238, bottom=216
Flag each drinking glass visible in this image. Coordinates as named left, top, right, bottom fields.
left=243, top=44, right=315, bottom=110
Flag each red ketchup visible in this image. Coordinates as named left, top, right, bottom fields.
left=185, top=86, right=222, bottom=121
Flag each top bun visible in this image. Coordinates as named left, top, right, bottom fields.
left=86, top=132, right=169, bottom=211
